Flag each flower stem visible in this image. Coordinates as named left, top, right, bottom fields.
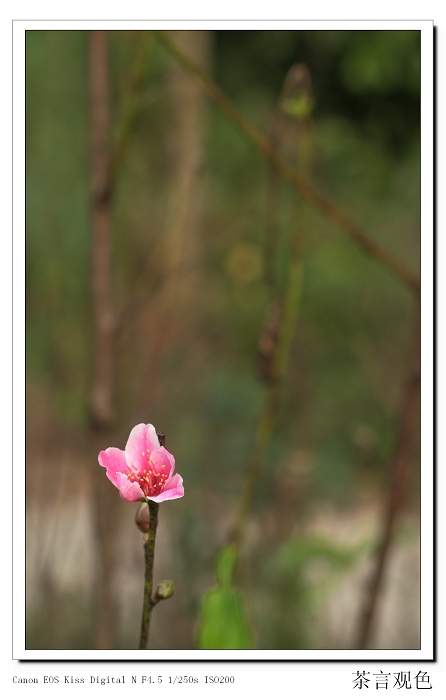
left=139, top=500, right=159, bottom=649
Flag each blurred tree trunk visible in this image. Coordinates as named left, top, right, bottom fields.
left=355, top=305, right=420, bottom=649
left=144, top=30, right=211, bottom=411
left=88, top=29, right=117, bottom=649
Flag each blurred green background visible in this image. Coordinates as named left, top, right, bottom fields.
left=25, top=29, right=420, bottom=650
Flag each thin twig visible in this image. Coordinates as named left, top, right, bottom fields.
left=153, top=31, right=420, bottom=294
left=138, top=431, right=166, bottom=649
left=355, top=303, right=421, bottom=648
left=264, top=66, right=307, bottom=294
left=139, top=500, right=159, bottom=649
left=229, top=68, right=310, bottom=549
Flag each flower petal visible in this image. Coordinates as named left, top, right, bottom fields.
left=148, top=473, right=184, bottom=503
left=150, top=446, right=176, bottom=480
left=125, top=423, right=160, bottom=472
left=98, top=448, right=128, bottom=488
left=115, top=472, right=145, bottom=502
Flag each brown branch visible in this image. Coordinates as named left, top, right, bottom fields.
left=153, top=31, right=420, bottom=295
left=139, top=500, right=159, bottom=649
left=355, top=304, right=421, bottom=648
left=89, top=29, right=116, bottom=649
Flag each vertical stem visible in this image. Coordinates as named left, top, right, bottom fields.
left=139, top=501, right=159, bottom=649
left=229, top=258, right=304, bottom=549
left=228, top=66, right=311, bottom=553
left=89, top=29, right=115, bottom=649
left=355, top=304, right=420, bottom=648
left=139, top=431, right=165, bottom=649
left=264, top=64, right=312, bottom=296
left=90, top=30, right=113, bottom=430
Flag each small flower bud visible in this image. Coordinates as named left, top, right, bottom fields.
left=135, top=502, right=150, bottom=533
left=154, top=580, right=175, bottom=601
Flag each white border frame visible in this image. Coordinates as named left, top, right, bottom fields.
left=13, top=18, right=434, bottom=662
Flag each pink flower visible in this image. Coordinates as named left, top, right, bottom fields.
left=98, top=424, right=184, bottom=503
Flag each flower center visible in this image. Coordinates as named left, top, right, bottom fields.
left=126, top=452, right=169, bottom=497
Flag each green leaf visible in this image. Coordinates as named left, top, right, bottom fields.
left=197, top=544, right=253, bottom=649
left=197, top=587, right=254, bottom=649
left=215, top=544, right=238, bottom=588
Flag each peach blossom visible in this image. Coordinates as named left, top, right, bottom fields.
left=98, top=423, right=184, bottom=503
